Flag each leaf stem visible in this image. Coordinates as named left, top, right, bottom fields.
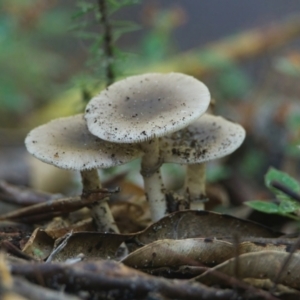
left=281, top=213, right=300, bottom=221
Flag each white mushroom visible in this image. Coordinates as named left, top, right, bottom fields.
left=85, top=72, right=210, bottom=221
left=25, top=114, right=142, bottom=232
left=160, top=114, right=246, bottom=210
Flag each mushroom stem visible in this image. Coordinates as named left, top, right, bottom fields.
left=141, top=139, right=166, bottom=222
left=184, top=163, right=207, bottom=210
left=80, top=169, right=120, bottom=233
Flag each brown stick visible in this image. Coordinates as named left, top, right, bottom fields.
left=10, top=260, right=238, bottom=300
left=0, top=188, right=114, bottom=222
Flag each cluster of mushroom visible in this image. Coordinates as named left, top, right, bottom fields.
left=25, top=72, right=246, bottom=231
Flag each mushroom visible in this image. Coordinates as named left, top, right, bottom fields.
left=159, top=114, right=246, bottom=210
left=25, top=114, right=142, bottom=233
left=85, top=72, right=210, bottom=221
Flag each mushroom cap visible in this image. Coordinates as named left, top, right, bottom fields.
left=25, top=114, right=142, bottom=171
left=85, top=72, right=210, bottom=143
left=159, top=114, right=246, bottom=164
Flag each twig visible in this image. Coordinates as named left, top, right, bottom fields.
left=1, top=241, right=36, bottom=262
left=0, top=188, right=114, bottom=222
left=233, top=234, right=240, bottom=286
left=10, top=260, right=239, bottom=300
left=12, top=276, right=80, bottom=300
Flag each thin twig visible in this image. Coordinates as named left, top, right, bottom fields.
left=0, top=188, right=114, bottom=222
left=9, top=260, right=243, bottom=300
left=233, top=234, right=240, bottom=285
left=1, top=241, right=36, bottom=261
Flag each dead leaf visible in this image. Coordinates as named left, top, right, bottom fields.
left=123, top=238, right=234, bottom=268
left=243, top=278, right=300, bottom=295
left=44, top=216, right=94, bottom=239
left=132, top=210, right=281, bottom=248
left=51, top=232, right=127, bottom=262
left=22, top=228, right=53, bottom=261
left=239, top=240, right=300, bottom=255
left=194, top=250, right=300, bottom=289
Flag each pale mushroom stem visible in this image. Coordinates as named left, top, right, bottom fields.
left=184, top=163, right=207, bottom=210
left=80, top=169, right=120, bottom=233
left=141, top=139, right=166, bottom=222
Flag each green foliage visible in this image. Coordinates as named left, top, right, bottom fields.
left=207, top=165, right=231, bottom=183
left=246, top=167, right=300, bottom=220
left=140, top=8, right=181, bottom=63
left=71, top=0, right=141, bottom=102
left=274, top=56, right=300, bottom=77
left=0, top=1, right=69, bottom=120
left=240, top=148, right=266, bottom=178
left=286, top=112, right=300, bottom=157
left=215, top=66, right=251, bottom=100
left=246, top=200, right=280, bottom=214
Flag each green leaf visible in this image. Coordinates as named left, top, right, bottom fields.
left=278, top=199, right=300, bottom=214
left=71, top=1, right=97, bottom=20
left=265, top=167, right=300, bottom=201
left=245, top=201, right=279, bottom=214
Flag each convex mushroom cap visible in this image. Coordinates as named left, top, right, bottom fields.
left=159, top=114, right=246, bottom=163
left=25, top=114, right=142, bottom=170
left=85, top=72, right=211, bottom=143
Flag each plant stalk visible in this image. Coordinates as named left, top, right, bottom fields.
left=97, top=0, right=114, bottom=86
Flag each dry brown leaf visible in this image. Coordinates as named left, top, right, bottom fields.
left=22, top=228, right=53, bottom=261
left=194, top=250, right=300, bottom=289
left=113, top=199, right=151, bottom=234
left=132, top=210, right=281, bottom=248
left=123, top=238, right=234, bottom=269
left=111, top=180, right=151, bottom=233
left=243, top=278, right=299, bottom=295
left=51, top=232, right=127, bottom=262
left=44, top=216, right=94, bottom=239
left=239, top=240, right=300, bottom=255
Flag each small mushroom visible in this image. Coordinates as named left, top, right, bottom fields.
left=25, top=114, right=142, bottom=233
left=159, top=114, right=246, bottom=209
left=85, top=72, right=210, bottom=221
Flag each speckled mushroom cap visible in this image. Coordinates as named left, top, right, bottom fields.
left=85, top=72, right=210, bottom=143
left=159, top=114, right=246, bottom=164
left=25, top=114, right=142, bottom=170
